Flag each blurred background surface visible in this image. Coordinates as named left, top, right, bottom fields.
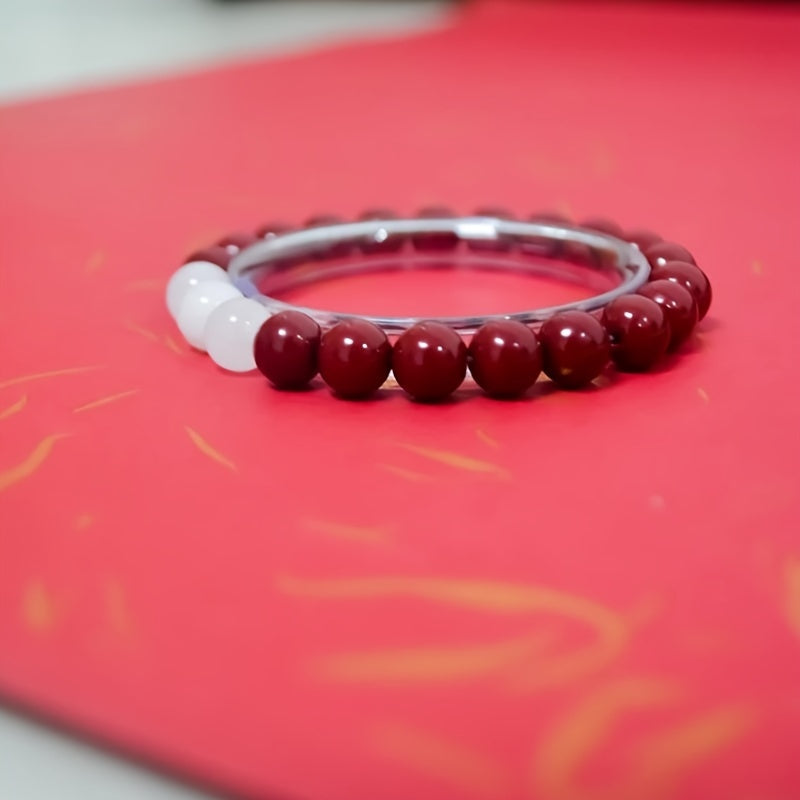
left=0, top=4, right=447, bottom=797
left=0, top=0, right=449, bottom=101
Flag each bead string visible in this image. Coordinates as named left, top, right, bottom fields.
left=165, top=210, right=712, bottom=401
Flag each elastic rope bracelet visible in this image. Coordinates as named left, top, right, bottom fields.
left=165, top=211, right=712, bottom=401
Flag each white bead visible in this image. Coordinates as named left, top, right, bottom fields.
left=176, top=281, right=242, bottom=350
left=204, top=298, right=270, bottom=372
left=166, top=261, right=230, bottom=319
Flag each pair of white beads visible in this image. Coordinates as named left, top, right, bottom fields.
left=165, top=261, right=270, bottom=372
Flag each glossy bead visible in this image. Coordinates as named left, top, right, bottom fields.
left=467, top=321, right=541, bottom=398
left=254, top=310, right=321, bottom=389
left=627, top=228, right=662, bottom=251
left=650, top=260, right=712, bottom=320
left=393, top=322, right=467, bottom=402
left=176, top=281, right=243, bottom=350
left=305, top=214, right=354, bottom=259
left=204, top=297, right=270, bottom=372
left=217, top=232, right=259, bottom=255
left=166, top=261, right=230, bottom=319
left=644, top=241, right=696, bottom=268
left=638, top=279, right=698, bottom=349
left=530, top=211, right=571, bottom=225
left=602, top=295, right=670, bottom=371
left=255, top=221, right=292, bottom=240
left=539, top=311, right=610, bottom=389
left=475, top=206, right=514, bottom=219
left=319, top=320, right=391, bottom=398
left=359, top=208, right=404, bottom=253
left=412, top=206, right=459, bottom=251
left=580, top=217, right=624, bottom=238
left=183, top=245, right=232, bottom=270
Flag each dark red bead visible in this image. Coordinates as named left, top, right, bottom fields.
left=412, top=206, right=459, bottom=251
left=475, top=206, right=514, bottom=219
left=393, top=322, right=467, bottom=402
left=216, top=231, right=259, bottom=255
left=580, top=217, right=624, bottom=238
left=539, top=311, right=610, bottom=389
left=359, top=208, right=405, bottom=253
left=602, top=295, right=670, bottom=371
left=467, top=321, right=541, bottom=398
left=530, top=211, right=571, bottom=225
left=638, top=279, right=698, bottom=349
left=645, top=241, right=697, bottom=268
left=254, top=310, right=320, bottom=389
left=650, top=260, right=712, bottom=321
left=255, top=221, right=293, bottom=240
left=469, top=207, right=515, bottom=252
left=305, top=214, right=354, bottom=259
left=626, top=228, right=662, bottom=252
left=183, top=245, right=232, bottom=269
left=319, top=320, right=391, bottom=399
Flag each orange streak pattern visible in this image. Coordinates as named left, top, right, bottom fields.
left=73, top=389, right=138, bottom=413
left=0, top=434, right=70, bottom=492
left=395, top=443, right=511, bottom=479
left=318, top=632, right=553, bottom=683
left=301, top=518, right=391, bottom=545
left=125, top=321, right=160, bottom=342
left=184, top=426, right=237, bottom=471
left=22, top=580, right=57, bottom=633
left=627, top=704, right=755, bottom=800
left=0, top=365, right=102, bottom=390
left=475, top=428, right=500, bottom=448
left=83, top=250, right=106, bottom=273
left=278, top=575, right=628, bottom=690
left=0, top=394, right=27, bottom=420
left=163, top=334, right=184, bottom=355
left=378, top=464, right=435, bottom=483
left=533, top=678, right=680, bottom=800
left=784, top=556, right=800, bottom=638
left=373, top=723, right=512, bottom=799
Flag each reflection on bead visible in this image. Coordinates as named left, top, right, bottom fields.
left=166, top=261, right=231, bottom=319
left=176, top=281, right=243, bottom=350
left=204, top=297, right=270, bottom=372
left=644, top=241, right=696, bottom=268
left=468, top=321, right=541, bottom=397
left=319, top=319, right=391, bottom=398
left=602, top=295, right=670, bottom=371
left=255, top=221, right=293, bottom=240
left=359, top=209, right=404, bottom=253
left=183, top=245, right=232, bottom=269
left=638, top=279, right=697, bottom=349
left=254, top=310, right=321, bottom=389
left=393, top=322, right=467, bottom=401
left=650, top=260, right=712, bottom=320
left=217, top=232, right=259, bottom=255
left=539, top=311, right=610, bottom=389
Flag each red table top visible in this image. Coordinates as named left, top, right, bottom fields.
left=1, top=2, right=799, bottom=798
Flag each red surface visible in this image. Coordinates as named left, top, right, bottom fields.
left=2, top=2, right=800, bottom=799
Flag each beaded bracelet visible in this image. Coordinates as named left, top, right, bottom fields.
left=165, top=211, right=712, bottom=401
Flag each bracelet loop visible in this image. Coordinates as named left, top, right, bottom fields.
left=228, top=216, right=650, bottom=333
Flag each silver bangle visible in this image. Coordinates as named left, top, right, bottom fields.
left=228, top=216, right=650, bottom=334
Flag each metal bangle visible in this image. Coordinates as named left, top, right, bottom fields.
left=228, top=216, right=650, bottom=334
